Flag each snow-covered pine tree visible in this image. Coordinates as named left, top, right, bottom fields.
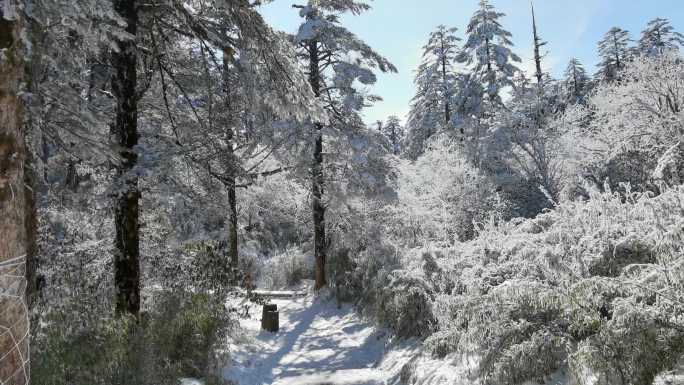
left=596, top=26, right=632, bottom=82
left=293, top=0, right=396, bottom=289
left=563, top=58, right=590, bottom=105
left=406, top=25, right=460, bottom=159
left=381, top=116, right=405, bottom=156
left=638, top=17, right=684, bottom=57
left=459, top=0, right=521, bottom=106
left=458, top=0, right=520, bottom=164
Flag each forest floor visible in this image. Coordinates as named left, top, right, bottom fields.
left=221, top=286, right=419, bottom=385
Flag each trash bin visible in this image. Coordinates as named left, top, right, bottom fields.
left=261, top=304, right=279, bottom=332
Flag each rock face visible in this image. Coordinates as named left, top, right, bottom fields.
left=261, top=304, right=279, bottom=332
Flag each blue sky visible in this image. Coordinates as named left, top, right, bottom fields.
left=258, top=0, right=684, bottom=124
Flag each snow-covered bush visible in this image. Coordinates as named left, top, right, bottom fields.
left=319, top=194, right=439, bottom=338
left=560, top=52, right=684, bottom=194
left=375, top=268, right=438, bottom=339
left=33, top=291, right=235, bottom=385
left=258, top=248, right=314, bottom=289
left=427, top=184, right=684, bottom=384
left=238, top=172, right=311, bottom=256
left=654, top=141, right=684, bottom=187
left=392, top=136, right=505, bottom=245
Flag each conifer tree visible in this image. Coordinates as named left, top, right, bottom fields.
left=638, top=18, right=684, bottom=56
left=458, top=0, right=520, bottom=164
left=294, top=0, right=396, bottom=289
left=381, top=116, right=405, bottom=156
left=563, top=58, right=590, bottom=105
left=406, top=25, right=460, bottom=158
left=459, top=0, right=521, bottom=106
left=596, top=27, right=632, bottom=82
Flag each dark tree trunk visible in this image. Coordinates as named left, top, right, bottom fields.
left=24, top=152, right=38, bottom=309
left=485, top=37, right=492, bottom=73
left=439, top=36, right=451, bottom=127
left=391, top=126, right=399, bottom=155
left=573, top=67, right=580, bottom=101
left=65, top=160, right=78, bottom=191
left=312, top=123, right=326, bottom=290
left=111, top=0, right=140, bottom=315
left=531, top=3, right=544, bottom=85
left=0, top=4, right=30, bottom=383
left=222, top=49, right=239, bottom=279
left=613, top=35, right=621, bottom=70
left=227, top=172, right=238, bottom=269
left=308, top=40, right=327, bottom=290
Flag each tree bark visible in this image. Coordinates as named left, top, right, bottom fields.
left=573, top=66, right=579, bottom=100
left=531, top=3, right=544, bottom=85
left=308, top=40, right=327, bottom=290
left=439, top=35, right=451, bottom=127
left=227, top=169, right=238, bottom=270
left=222, top=48, right=239, bottom=280
left=312, top=123, right=326, bottom=290
left=0, top=3, right=30, bottom=383
left=111, top=0, right=140, bottom=315
left=24, top=152, right=38, bottom=309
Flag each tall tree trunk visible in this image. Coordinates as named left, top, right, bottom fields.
left=613, top=35, right=621, bottom=71
left=531, top=3, right=544, bottom=85
left=222, top=49, right=239, bottom=280
left=573, top=67, right=580, bottom=101
left=0, top=3, right=30, bottom=383
left=227, top=157, right=238, bottom=275
left=308, top=40, right=327, bottom=290
left=111, top=0, right=140, bottom=315
left=391, top=127, right=399, bottom=155
left=439, top=37, right=451, bottom=127
left=24, top=152, right=38, bottom=309
left=312, top=123, right=326, bottom=290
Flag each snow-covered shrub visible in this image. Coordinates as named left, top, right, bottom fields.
left=33, top=291, right=235, bottom=385
left=238, top=173, right=310, bottom=256
left=570, top=306, right=684, bottom=385
left=654, top=141, right=684, bottom=187
left=359, top=248, right=455, bottom=339
left=560, top=52, right=684, bottom=194
left=323, top=199, right=438, bottom=338
left=146, top=292, right=235, bottom=380
left=180, top=241, right=235, bottom=290
left=375, top=269, right=437, bottom=339
left=258, top=248, right=314, bottom=289
left=427, top=185, right=684, bottom=384
left=326, top=205, right=402, bottom=305
left=393, top=136, right=504, bottom=245
left=498, top=175, right=554, bottom=219
left=602, top=150, right=658, bottom=192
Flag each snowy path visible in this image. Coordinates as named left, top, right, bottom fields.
left=222, top=295, right=413, bottom=385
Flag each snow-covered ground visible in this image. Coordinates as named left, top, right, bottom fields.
left=222, top=291, right=420, bottom=385
left=223, top=287, right=684, bottom=385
